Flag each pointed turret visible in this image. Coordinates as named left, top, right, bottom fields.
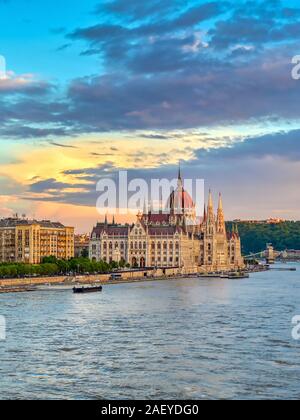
left=205, top=190, right=215, bottom=236
left=182, top=215, right=187, bottom=233
left=207, top=190, right=214, bottom=222
left=143, top=200, right=147, bottom=216
left=218, top=192, right=223, bottom=211
left=231, top=223, right=236, bottom=239
left=159, top=189, right=163, bottom=214
left=203, top=204, right=207, bottom=224
left=169, top=187, right=175, bottom=215
left=216, top=193, right=226, bottom=234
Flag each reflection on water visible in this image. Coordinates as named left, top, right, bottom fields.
left=0, top=264, right=299, bottom=400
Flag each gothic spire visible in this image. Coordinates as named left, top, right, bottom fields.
left=207, top=190, right=214, bottom=222
left=169, top=188, right=175, bottom=215
left=217, top=193, right=226, bottom=234
left=159, top=189, right=163, bottom=214
left=177, top=163, right=183, bottom=190
left=203, top=204, right=207, bottom=224
left=143, top=199, right=147, bottom=215
left=178, top=163, right=182, bottom=182
left=218, top=192, right=223, bottom=211
left=182, top=215, right=187, bottom=233
left=231, top=223, right=236, bottom=239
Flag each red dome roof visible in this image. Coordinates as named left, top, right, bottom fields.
left=167, top=187, right=195, bottom=211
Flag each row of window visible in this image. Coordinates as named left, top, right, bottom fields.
left=151, top=257, right=179, bottom=264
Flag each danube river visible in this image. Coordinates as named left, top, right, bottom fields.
left=0, top=264, right=299, bottom=400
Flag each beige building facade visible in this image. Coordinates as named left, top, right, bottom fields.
left=90, top=172, right=244, bottom=272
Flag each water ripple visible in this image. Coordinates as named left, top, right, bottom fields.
left=0, top=264, right=299, bottom=400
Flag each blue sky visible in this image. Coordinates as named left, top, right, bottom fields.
left=0, top=0, right=99, bottom=81
left=0, top=0, right=300, bottom=230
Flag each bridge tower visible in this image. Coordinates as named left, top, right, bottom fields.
left=266, top=243, right=275, bottom=265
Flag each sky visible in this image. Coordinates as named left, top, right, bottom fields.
left=0, top=0, right=300, bottom=232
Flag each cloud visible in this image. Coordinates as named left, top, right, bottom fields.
left=0, top=73, right=52, bottom=95
left=21, top=129, right=300, bottom=211
left=50, top=142, right=78, bottom=149
left=194, top=129, right=300, bottom=162
left=209, top=0, right=300, bottom=49
left=61, top=43, right=299, bottom=131
left=95, top=0, right=226, bottom=26
left=0, top=126, right=69, bottom=139
left=2, top=0, right=300, bottom=138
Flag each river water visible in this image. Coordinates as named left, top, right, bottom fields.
left=0, top=264, right=299, bottom=400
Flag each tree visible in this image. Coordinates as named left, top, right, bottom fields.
left=227, top=221, right=300, bottom=255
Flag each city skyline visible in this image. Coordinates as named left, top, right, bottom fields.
left=1, top=0, right=300, bottom=232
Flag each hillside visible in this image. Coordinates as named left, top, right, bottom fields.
left=226, top=222, right=300, bottom=255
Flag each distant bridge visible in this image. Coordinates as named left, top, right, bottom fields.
left=244, top=246, right=300, bottom=262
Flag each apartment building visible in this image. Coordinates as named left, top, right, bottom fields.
left=0, top=218, right=74, bottom=264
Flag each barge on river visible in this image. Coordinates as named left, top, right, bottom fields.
left=73, top=286, right=103, bottom=294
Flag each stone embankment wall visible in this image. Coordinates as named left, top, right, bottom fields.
left=0, top=267, right=196, bottom=288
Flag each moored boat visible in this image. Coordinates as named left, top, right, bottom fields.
left=73, top=286, right=103, bottom=294
left=198, top=273, right=222, bottom=278
left=227, top=272, right=250, bottom=279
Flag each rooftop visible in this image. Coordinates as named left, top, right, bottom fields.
left=0, top=217, right=70, bottom=229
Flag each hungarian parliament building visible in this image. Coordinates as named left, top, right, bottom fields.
left=89, top=171, right=244, bottom=272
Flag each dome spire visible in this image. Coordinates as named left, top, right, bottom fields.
left=177, top=162, right=183, bottom=190
left=178, top=162, right=182, bottom=182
